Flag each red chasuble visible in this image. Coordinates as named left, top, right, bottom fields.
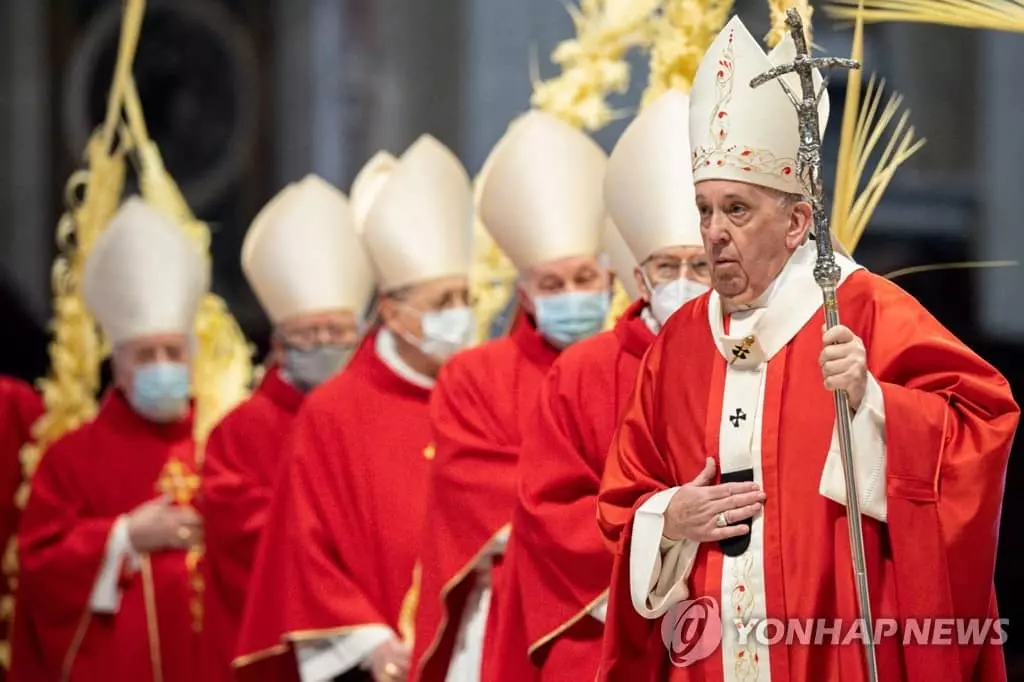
left=409, top=314, right=560, bottom=682
left=234, top=328, right=434, bottom=678
left=11, top=390, right=201, bottom=682
left=597, top=269, right=1019, bottom=682
left=199, top=365, right=303, bottom=682
left=0, top=377, right=43, bottom=679
left=508, top=300, right=654, bottom=680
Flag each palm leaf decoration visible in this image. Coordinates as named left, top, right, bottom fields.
left=825, top=0, right=1024, bottom=31
left=828, top=0, right=927, bottom=255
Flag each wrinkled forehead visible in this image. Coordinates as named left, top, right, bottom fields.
left=388, top=275, right=469, bottom=305
left=528, top=254, right=603, bottom=282
left=277, top=309, right=357, bottom=334
left=647, top=245, right=707, bottom=262
left=694, top=179, right=777, bottom=204
left=116, top=333, right=190, bottom=361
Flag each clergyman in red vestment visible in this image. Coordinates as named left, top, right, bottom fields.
left=11, top=198, right=209, bottom=682
left=597, top=16, right=1019, bottom=682
left=234, top=135, right=477, bottom=682
left=410, top=110, right=613, bottom=682
left=199, top=174, right=376, bottom=681
left=508, top=89, right=711, bottom=681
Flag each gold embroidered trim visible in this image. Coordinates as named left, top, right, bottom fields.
left=413, top=523, right=511, bottom=678
left=527, top=589, right=608, bottom=657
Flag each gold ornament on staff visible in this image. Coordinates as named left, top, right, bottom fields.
left=749, top=10, right=878, bottom=682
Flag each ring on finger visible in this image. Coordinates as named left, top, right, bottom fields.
left=715, top=511, right=729, bottom=528
left=176, top=526, right=192, bottom=542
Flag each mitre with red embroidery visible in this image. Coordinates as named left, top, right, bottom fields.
left=689, top=15, right=830, bottom=196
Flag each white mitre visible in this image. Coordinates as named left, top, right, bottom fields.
left=241, top=175, right=375, bottom=325
left=478, top=110, right=608, bottom=272
left=83, top=196, right=209, bottom=346
left=351, top=151, right=399, bottom=231
left=601, top=219, right=641, bottom=300
left=689, top=15, right=829, bottom=195
left=362, top=135, right=473, bottom=291
left=606, top=89, right=703, bottom=271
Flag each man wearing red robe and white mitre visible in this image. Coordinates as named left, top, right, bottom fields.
left=507, top=88, right=711, bottom=681
left=596, top=15, right=1019, bottom=682
left=199, top=173, right=375, bottom=681
left=409, top=110, right=613, bottom=682
left=11, top=197, right=209, bottom=682
left=234, top=135, right=476, bottom=682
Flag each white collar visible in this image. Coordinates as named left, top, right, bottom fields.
left=641, top=305, right=661, bottom=335
left=374, top=328, right=435, bottom=389
left=707, top=240, right=864, bottom=366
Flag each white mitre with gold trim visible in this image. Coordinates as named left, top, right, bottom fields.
left=689, top=15, right=829, bottom=195
left=601, top=219, right=641, bottom=300
left=606, top=89, right=703, bottom=269
left=478, top=110, right=608, bottom=272
left=83, top=196, right=209, bottom=346
left=351, top=151, right=399, bottom=231
left=362, top=135, right=473, bottom=291
left=241, top=174, right=375, bottom=324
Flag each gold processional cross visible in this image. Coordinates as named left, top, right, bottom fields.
left=155, top=457, right=204, bottom=633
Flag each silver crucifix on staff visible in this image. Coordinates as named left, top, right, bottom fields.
left=749, top=9, right=878, bottom=682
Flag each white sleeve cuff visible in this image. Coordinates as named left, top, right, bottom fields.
left=628, top=488, right=700, bottom=619
left=294, top=626, right=395, bottom=682
left=819, top=372, right=888, bottom=522
left=589, top=595, right=608, bottom=623
left=89, top=516, right=136, bottom=614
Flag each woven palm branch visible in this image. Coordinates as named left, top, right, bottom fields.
left=640, top=0, right=733, bottom=108
left=829, top=0, right=926, bottom=255
left=825, top=0, right=1024, bottom=31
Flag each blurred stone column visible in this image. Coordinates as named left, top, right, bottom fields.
left=977, top=30, right=1024, bottom=340
left=0, top=0, right=51, bottom=324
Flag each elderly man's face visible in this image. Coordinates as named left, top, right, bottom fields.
left=113, top=333, right=190, bottom=394
left=379, top=275, right=472, bottom=345
left=695, top=180, right=812, bottom=306
left=634, top=246, right=711, bottom=301
left=518, top=254, right=609, bottom=317
left=113, top=333, right=192, bottom=422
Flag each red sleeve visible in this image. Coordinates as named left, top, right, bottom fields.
left=857, top=277, right=1019, bottom=680
left=235, top=405, right=388, bottom=672
left=200, top=414, right=273, bottom=618
left=15, top=431, right=117, bottom=674
left=411, top=356, right=521, bottom=681
left=513, top=359, right=612, bottom=658
left=595, top=339, right=676, bottom=681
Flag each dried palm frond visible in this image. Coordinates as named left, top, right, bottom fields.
left=530, top=0, right=662, bottom=130
left=640, top=0, right=733, bottom=108
left=825, top=0, right=1024, bottom=31
left=884, top=260, right=1018, bottom=280
left=829, top=0, right=926, bottom=254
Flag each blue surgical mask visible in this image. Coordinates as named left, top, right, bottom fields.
left=283, top=345, right=353, bottom=392
left=534, top=290, right=610, bottom=349
left=129, top=362, right=190, bottom=423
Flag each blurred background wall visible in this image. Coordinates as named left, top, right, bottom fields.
left=0, top=0, right=1022, bottom=672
